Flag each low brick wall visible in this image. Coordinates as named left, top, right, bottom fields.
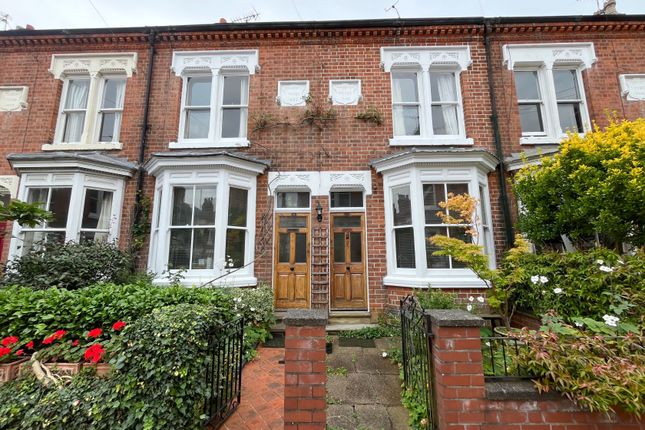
left=283, top=309, right=327, bottom=430
left=428, top=310, right=644, bottom=430
left=510, top=310, right=541, bottom=331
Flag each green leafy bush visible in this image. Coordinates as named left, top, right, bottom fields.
left=0, top=282, right=231, bottom=341
left=1, top=241, right=135, bottom=290
left=226, top=284, right=276, bottom=360
left=0, top=304, right=230, bottom=430
left=505, top=249, right=644, bottom=325
left=339, top=313, right=400, bottom=339
left=415, top=288, right=461, bottom=310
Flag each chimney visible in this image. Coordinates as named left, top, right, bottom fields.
left=218, top=18, right=227, bottom=23
left=25, top=24, right=34, bottom=30
left=596, top=0, right=618, bottom=15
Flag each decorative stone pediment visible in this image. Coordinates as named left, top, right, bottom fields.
left=503, top=43, right=596, bottom=70
left=171, top=50, right=260, bottom=76
left=268, top=171, right=319, bottom=195
left=380, top=46, right=472, bottom=72
left=49, top=53, right=138, bottom=79
left=321, top=171, right=372, bottom=195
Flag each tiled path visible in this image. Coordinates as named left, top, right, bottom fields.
left=221, top=346, right=284, bottom=430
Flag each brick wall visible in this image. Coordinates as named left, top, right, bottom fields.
left=1, top=17, right=644, bottom=310
left=428, top=309, right=644, bottom=430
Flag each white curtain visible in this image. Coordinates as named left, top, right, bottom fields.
left=96, top=191, right=113, bottom=232
left=435, top=74, right=459, bottom=135
left=63, top=80, right=89, bottom=142
left=111, top=81, right=126, bottom=142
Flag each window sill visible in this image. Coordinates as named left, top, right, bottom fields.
left=169, top=138, right=250, bottom=149
left=383, top=272, right=489, bottom=289
left=42, top=142, right=123, bottom=151
left=152, top=273, right=257, bottom=288
left=389, top=136, right=474, bottom=146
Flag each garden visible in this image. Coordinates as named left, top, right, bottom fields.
left=397, top=118, right=645, bottom=428
left=0, top=239, right=275, bottom=429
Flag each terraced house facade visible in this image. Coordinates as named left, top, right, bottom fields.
left=0, top=14, right=644, bottom=318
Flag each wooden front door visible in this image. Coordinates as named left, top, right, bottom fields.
left=274, top=214, right=310, bottom=309
left=330, top=213, right=367, bottom=310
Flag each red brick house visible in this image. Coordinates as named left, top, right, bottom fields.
left=0, top=14, right=643, bottom=318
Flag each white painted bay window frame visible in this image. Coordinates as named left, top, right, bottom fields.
left=170, top=50, right=259, bottom=149
left=146, top=154, right=266, bottom=287
left=381, top=46, right=473, bottom=147
left=8, top=171, right=126, bottom=258
left=373, top=150, right=497, bottom=288
left=503, top=43, right=596, bottom=145
left=46, top=53, right=137, bottom=151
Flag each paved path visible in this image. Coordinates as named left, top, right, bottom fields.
left=221, top=347, right=284, bottom=430
left=326, top=337, right=409, bottom=430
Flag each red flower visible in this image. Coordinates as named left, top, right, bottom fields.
left=16, top=349, right=24, bottom=356
left=72, top=340, right=79, bottom=346
left=2, top=336, right=19, bottom=347
left=25, top=341, right=34, bottom=349
left=83, top=344, right=105, bottom=364
left=112, top=321, right=126, bottom=331
left=42, top=336, right=55, bottom=345
left=53, top=330, right=66, bottom=340
left=0, top=347, right=11, bottom=358
left=87, top=328, right=103, bottom=339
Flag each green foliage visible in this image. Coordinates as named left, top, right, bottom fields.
left=516, top=325, right=645, bottom=415
left=505, top=249, right=644, bottom=325
left=415, top=288, right=460, bottom=310
left=354, top=105, right=384, bottom=126
left=0, top=304, right=230, bottom=430
left=1, top=241, right=135, bottom=290
left=0, top=282, right=231, bottom=341
left=0, top=199, right=52, bottom=227
left=513, top=118, right=645, bottom=248
left=327, top=366, right=348, bottom=377
left=339, top=312, right=400, bottom=339
left=130, top=192, right=152, bottom=252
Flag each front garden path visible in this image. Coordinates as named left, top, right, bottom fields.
left=326, top=336, right=409, bottom=429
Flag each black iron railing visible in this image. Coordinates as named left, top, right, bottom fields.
left=204, top=317, right=245, bottom=429
left=481, top=336, right=534, bottom=380
left=400, top=295, right=436, bottom=429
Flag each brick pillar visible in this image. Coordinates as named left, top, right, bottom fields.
left=283, top=309, right=328, bottom=430
left=428, top=309, right=486, bottom=430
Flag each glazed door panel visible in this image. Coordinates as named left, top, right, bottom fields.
left=330, top=213, right=367, bottom=310
left=274, top=214, right=310, bottom=309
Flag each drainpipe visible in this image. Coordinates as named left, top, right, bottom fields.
left=483, top=20, right=515, bottom=248
left=136, top=29, right=156, bottom=195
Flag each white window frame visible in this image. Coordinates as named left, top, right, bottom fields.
left=503, top=43, right=596, bottom=145
left=170, top=50, right=259, bottom=149
left=381, top=46, right=473, bottom=147
left=274, top=191, right=311, bottom=213
left=9, top=172, right=125, bottom=257
left=146, top=155, right=264, bottom=287
left=94, top=76, right=127, bottom=144
left=373, top=151, right=497, bottom=288
left=46, top=53, right=137, bottom=151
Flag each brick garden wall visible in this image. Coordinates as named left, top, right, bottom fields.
left=429, top=309, right=644, bottom=430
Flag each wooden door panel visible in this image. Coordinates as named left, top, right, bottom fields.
left=330, top=214, right=367, bottom=310
left=274, top=215, right=310, bottom=309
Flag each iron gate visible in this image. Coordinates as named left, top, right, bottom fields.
left=400, top=295, right=437, bottom=429
left=204, top=317, right=245, bottom=428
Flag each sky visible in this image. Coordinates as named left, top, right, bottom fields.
left=1, top=0, right=645, bottom=30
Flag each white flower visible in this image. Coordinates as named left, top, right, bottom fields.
left=602, top=314, right=619, bottom=327
left=468, top=296, right=474, bottom=302
left=539, top=276, right=548, bottom=284
left=553, top=288, right=563, bottom=294
left=599, top=265, right=614, bottom=273
left=485, top=341, right=491, bottom=347
left=595, top=259, right=604, bottom=265
left=235, top=297, right=242, bottom=303
left=466, top=304, right=473, bottom=312
left=382, top=352, right=388, bottom=358
left=476, top=296, right=485, bottom=303
left=574, top=321, right=584, bottom=328
left=541, top=290, right=546, bottom=294
left=530, top=275, right=539, bottom=284
left=250, top=308, right=256, bottom=312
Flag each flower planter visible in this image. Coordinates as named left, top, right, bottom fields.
left=88, top=363, right=111, bottom=377
left=0, top=358, right=29, bottom=384
left=43, top=362, right=83, bottom=376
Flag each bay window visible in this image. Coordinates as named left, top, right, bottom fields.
left=371, top=149, right=498, bottom=288
left=145, top=152, right=267, bottom=286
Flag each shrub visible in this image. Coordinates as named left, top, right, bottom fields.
left=0, top=304, right=230, bottom=430
left=505, top=249, right=644, bottom=325
left=415, top=289, right=460, bottom=310
left=0, top=282, right=231, bottom=341
left=226, top=284, right=276, bottom=359
left=513, top=118, right=645, bottom=248
left=1, top=241, right=135, bottom=290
